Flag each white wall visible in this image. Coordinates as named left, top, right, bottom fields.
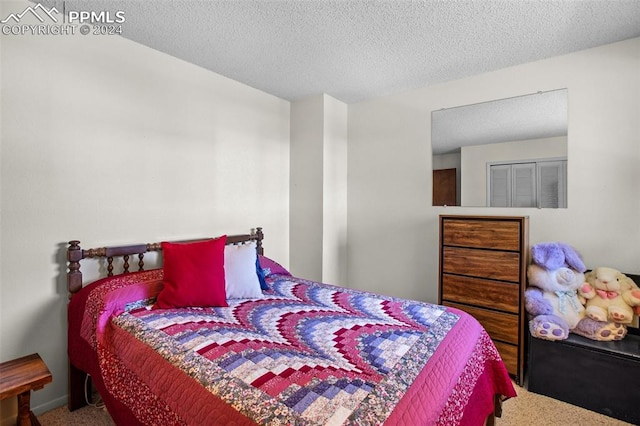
left=433, top=152, right=461, bottom=171
left=322, top=95, right=348, bottom=286
left=0, top=2, right=290, bottom=421
left=290, top=96, right=324, bottom=280
left=289, top=94, right=348, bottom=285
left=348, top=37, right=640, bottom=302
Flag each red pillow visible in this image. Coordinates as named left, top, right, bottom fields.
left=155, top=236, right=228, bottom=309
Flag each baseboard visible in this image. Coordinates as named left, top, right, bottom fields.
left=32, top=394, right=68, bottom=415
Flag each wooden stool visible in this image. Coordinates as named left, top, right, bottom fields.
left=0, top=353, right=52, bottom=426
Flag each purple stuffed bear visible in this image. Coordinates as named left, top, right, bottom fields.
left=525, top=242, right=627, bottom=341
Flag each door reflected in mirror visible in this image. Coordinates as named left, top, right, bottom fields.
left=432, top=89, right=568, bottom=208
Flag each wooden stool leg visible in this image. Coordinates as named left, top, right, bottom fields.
left=17, top=391, right=31, bottom=425
left=16, top=391, right=40, bottom=426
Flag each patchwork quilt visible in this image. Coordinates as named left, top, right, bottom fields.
left=71, top=268, right=515, bottom=425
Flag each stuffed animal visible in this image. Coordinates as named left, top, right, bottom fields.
left=579, top=267, right=640, bottom=324
left=525, top=242, right=627, bottom=341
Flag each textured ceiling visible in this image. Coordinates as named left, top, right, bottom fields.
left=432, top=89, right=568, bottom=155
left=41, top=0, right=640, bottom=103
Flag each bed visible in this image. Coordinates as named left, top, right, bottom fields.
left=67, top=227, right=516, bottom=425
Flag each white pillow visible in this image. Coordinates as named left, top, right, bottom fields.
left=224, top=241, right=263, bottom=299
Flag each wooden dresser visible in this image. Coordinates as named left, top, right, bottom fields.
left=438, top=215, right=529, bottom=384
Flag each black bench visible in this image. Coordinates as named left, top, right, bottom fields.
left=526, top=273, right=640, bottom=424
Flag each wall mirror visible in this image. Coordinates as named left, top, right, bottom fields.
left=432, top=88, right=568, bottom=208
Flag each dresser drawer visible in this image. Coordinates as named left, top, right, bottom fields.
left=444, top=302, right=519, bottom=345
left=442, top=247, right=521, bottom=282
left=439, top=215, right=528, bottom=385
left=442, top=219, right=521, bottom=251
left=493, top=341, right=518, bottom=376
left=441, top=274, right=519, bottom=314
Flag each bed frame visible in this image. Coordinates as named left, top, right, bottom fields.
left=66, top=227, right=263, bottom=410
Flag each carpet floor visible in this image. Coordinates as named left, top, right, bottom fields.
left=36, top=382, right=632, bottom=425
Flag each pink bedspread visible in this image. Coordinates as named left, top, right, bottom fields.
left=69, top=268, right=515, bottom=425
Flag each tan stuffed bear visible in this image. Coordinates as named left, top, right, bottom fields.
left=526, top=244, right=627, bottom=341
left=579, top=267, right=640, bottom=324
